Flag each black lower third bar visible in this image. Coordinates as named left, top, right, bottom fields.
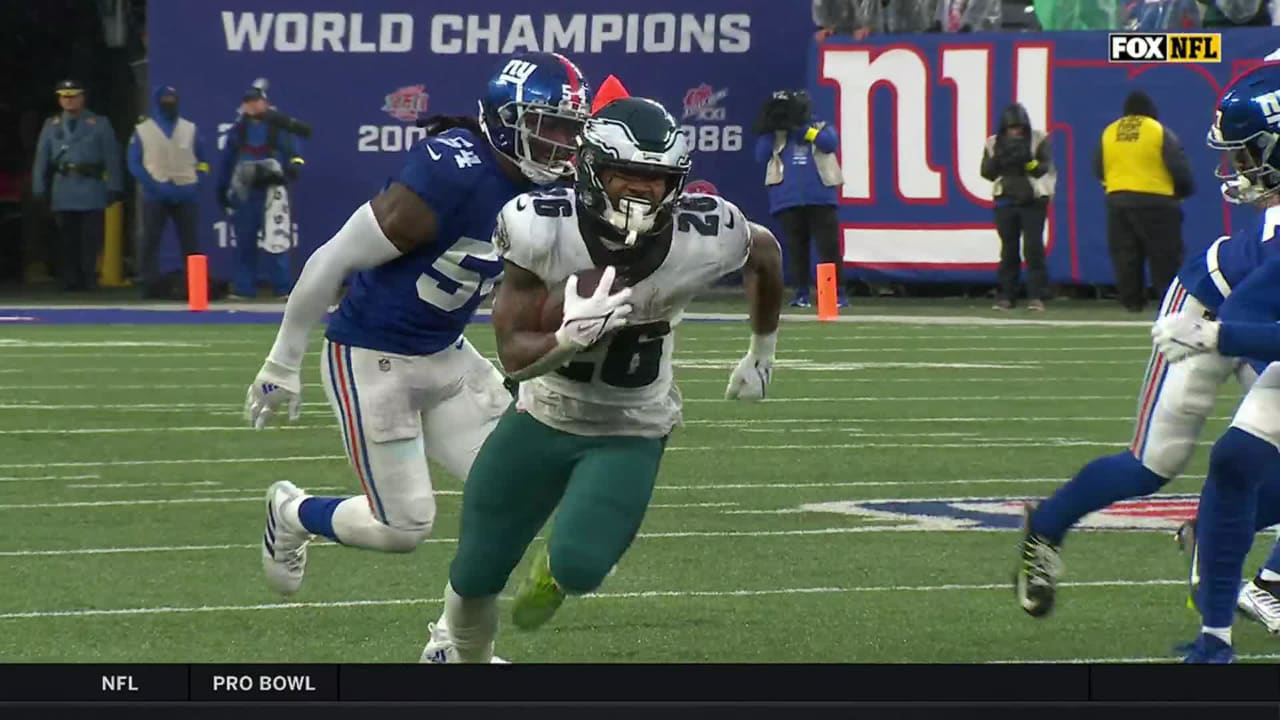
left=0, top=665, right=188, bottom=701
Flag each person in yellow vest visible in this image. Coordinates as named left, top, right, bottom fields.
left=1096, top=90, right=1194, bottom=313
left=127, top=85, right=209, bottom=298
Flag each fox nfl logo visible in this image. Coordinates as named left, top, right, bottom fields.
left=1109, top=33, right=1222, bottom=63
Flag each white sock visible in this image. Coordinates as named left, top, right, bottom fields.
left=444, top=582, right=498, bottom=663
left=1259, top=569, right=1280, bottom=583
left=1202, top=626, right=1232, bottom=645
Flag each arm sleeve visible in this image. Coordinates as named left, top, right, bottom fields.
left=264, top=202, right=403, bottom=371
left=1028, top=135, right=1051, bottom=178
left=1162, top=128, right=1195, bottom=199
left=195, top=129, right=210, bottom=174
left=1216, top=258, right=1280, bottom=360
left=216, top=128, right=239, bottom=198
left=979, top=139, right=999, bottom=181
left=814, top=123, right=839, bottom=154
left=1094, top=137, right=1105, bottom=184
left=717, top=199, right=754, bottom=275
left=32, top=123, right=50, bottom=196
left=495, top=196, right=551, bottom=279
left=101, top=119, right=124, bottom=193
left=754, top=133, right=774, bottom=164
left=126, top=132, right=158, bottom=192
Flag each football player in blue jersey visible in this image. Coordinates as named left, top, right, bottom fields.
left=1147, top=63, right=1280, bottom=662
left=241, top=53, right=590, bottom=637
left=1015, top=62, right=1280, bottom=620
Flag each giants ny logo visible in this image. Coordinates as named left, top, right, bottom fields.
left=818, top=44, right=1054, bottom=270
left=1108, top=33, right=1221, bottom=63
left=498, top=59, right=538, bottom=90
left=1261, top=90, right=1280, bottom=127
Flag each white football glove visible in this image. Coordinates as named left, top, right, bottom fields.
left=245, top=359, right=303, bottom=429
left=554, top=266, right=634, bottom=351
left=725, top=332, right=777, bottom=401
left=1152, top=311, right=1220, bottom=364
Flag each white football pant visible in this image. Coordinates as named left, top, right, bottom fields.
left=319, top=336, right=510, bottom=549
left=1130, top=278, right=1257, bottom=479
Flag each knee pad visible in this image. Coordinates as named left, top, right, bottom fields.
left=549, top=544, right=613, bottom=596
left=373, top=519, right=433, bottom=553
left=1209, top=427, right=1277, bottom=490
left=377, top=495, right=436, bottom=553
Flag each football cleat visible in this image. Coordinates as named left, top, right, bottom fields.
left=418, top=621, right=509, bottom=664
left=261, top=480, right=312, bottom=596
left=1237, top=576, right=1280, bottom=634
left=1174, top=519, right=1200, bottom=611
left=1177, top=633, right=1235, bottom=664
left=511, top=544, right=566, bottom=631
left=1015, top=502, right=1063, bottom=618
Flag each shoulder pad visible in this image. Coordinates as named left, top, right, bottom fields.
left=495, top=191, right=565, bottom=272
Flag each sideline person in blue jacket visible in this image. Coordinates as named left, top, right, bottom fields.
left=127, top=85, right=208, bottom=298
left=217, top=86, right=304, bottom=299
left=754, top=89, right=845, bottom=308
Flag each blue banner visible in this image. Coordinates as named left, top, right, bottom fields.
left=147, top=0, right=809, bottom=282
left=809, top=28, right=1279, bottom=285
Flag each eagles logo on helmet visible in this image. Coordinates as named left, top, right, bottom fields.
left=574, top=97, right=692, bottom=247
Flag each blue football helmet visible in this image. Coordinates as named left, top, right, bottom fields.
left=1208, top=62, right=1280, bottom=204
left=478, top=52, right=591, bottom=184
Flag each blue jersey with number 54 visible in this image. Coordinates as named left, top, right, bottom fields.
left=325, top=128, right=525, bottom=355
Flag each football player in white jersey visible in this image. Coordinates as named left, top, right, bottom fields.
left=418, top=96, right=784, bottom=662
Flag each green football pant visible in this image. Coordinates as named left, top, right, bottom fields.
left=448, top=406, right=666, bottom=597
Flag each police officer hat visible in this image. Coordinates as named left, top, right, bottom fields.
left=55, top=79, right=84, bottom=97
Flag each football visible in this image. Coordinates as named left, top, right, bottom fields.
left=538, top=267, right=625, bottom=332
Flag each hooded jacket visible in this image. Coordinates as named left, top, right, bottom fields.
left=127, top=85, right=207, bottom=203
left=980, top=103, right=1055, bottom=205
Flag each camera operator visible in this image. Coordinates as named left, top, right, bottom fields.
left=980, top=103, right=1055, bottom=311
left=216, top=85, right=307, bottom=299
left=754, top=89, right=845, bottom=308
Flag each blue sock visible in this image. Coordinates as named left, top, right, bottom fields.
left=1197, top=427, right=1277, bottom=628
left=1030, top=452, right=1166, bottom=544
left=296, top=496, right=346, bottom=543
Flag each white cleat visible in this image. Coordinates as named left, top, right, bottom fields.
left=419, top=622, right=509, bottom=664
left=261, top=480, right=312, bottom=596
left=1237, top=576, right=1280, bottom=633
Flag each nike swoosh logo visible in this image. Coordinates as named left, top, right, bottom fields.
left=515, top=198, right=528, bottom=211
left=425, top=144, right=442, bottom=161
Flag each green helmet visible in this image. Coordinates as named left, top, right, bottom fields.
left=574, top=97, right=692, bottom=246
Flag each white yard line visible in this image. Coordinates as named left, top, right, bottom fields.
left=0, top=474, right=99, bottom=483
left=0, top=377, right=1141, bottom=392
left=0, top=345, right=1153, bottom=359
left=0, top=360, right=1146, bottom=374
left=0, top=437, right=1172, bottom=470
left=0, top=496, right=750, bottom=511
left=0, top=578, right=1181, bottom=620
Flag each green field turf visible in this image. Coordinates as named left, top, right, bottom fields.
left=2, top=305, right=1278, bottom=663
